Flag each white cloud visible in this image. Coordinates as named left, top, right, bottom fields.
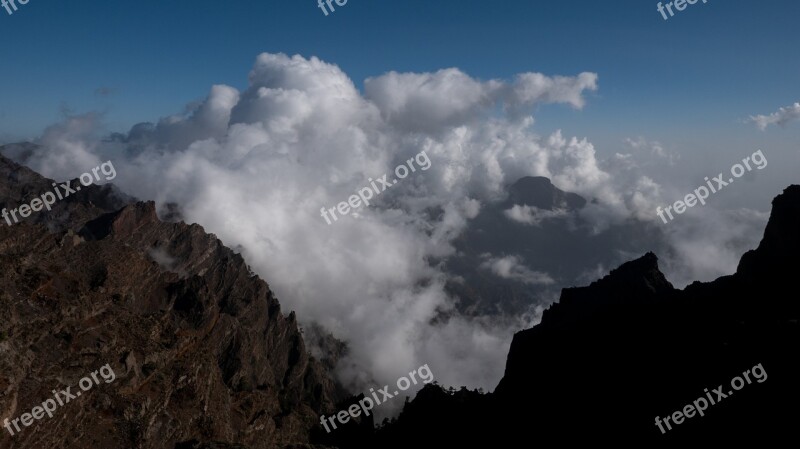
left=509, top=72, right=598, bottom=111
left=480, top=255, right=555, bottom=285
left=658, top=207, right=769, bottom=287
left=749, top=102, right=800, bottom=130
left=363, top=69, right=597, bottom=133
left=627, top=176, right=663, bottom=221
left=503, top=204, right=568, bottom=226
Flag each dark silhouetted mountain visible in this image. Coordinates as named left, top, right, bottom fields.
left=344, top=185, right=800, bottom=447
left=501, top=176, right=586, bottom=210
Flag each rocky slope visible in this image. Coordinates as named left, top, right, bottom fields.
left=0, top=153, right=341, bottom=449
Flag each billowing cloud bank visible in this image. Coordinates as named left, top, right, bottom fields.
left=13, top=53, right=765, bottom=400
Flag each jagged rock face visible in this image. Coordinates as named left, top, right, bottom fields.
left=360, top=186, right=800, bottom=447
left=0, top=154, right=338, bottom=449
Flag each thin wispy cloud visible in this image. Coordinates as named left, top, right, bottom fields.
left=749, top=102, right=800, bottom=130
left=504, top=205, right=568, bottom=226
left=480, top=255, right=555, bottom=286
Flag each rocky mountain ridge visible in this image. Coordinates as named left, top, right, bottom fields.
left=0, top=152, right=341, bottom=449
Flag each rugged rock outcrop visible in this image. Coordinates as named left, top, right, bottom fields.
left=0, top=153, right=340, bottom=449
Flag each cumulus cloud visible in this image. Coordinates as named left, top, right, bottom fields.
left=508, top=72, right=598, bottom=112
left=15, top=53, right=606, bottom=395
left=749, top=102, right=800, bottom=130
left=363, top=69, right=597, bottom=133
left=480, top=255, right=555, bottom=285
left=574, top=138, right=674, bottom=231
left=126, top=84, right=240, bottom=151
left=504, top=204, right=568, bottom=226
left=13, top=52, right=762, bottom=398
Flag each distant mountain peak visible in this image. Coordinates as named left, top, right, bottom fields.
left=504, top=176, right=586, bottom=210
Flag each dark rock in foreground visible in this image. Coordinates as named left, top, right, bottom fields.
left=346, top=185, right=800, bottom=447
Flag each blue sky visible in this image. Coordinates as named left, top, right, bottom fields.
left=1, top=0, right=799, bottom=160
